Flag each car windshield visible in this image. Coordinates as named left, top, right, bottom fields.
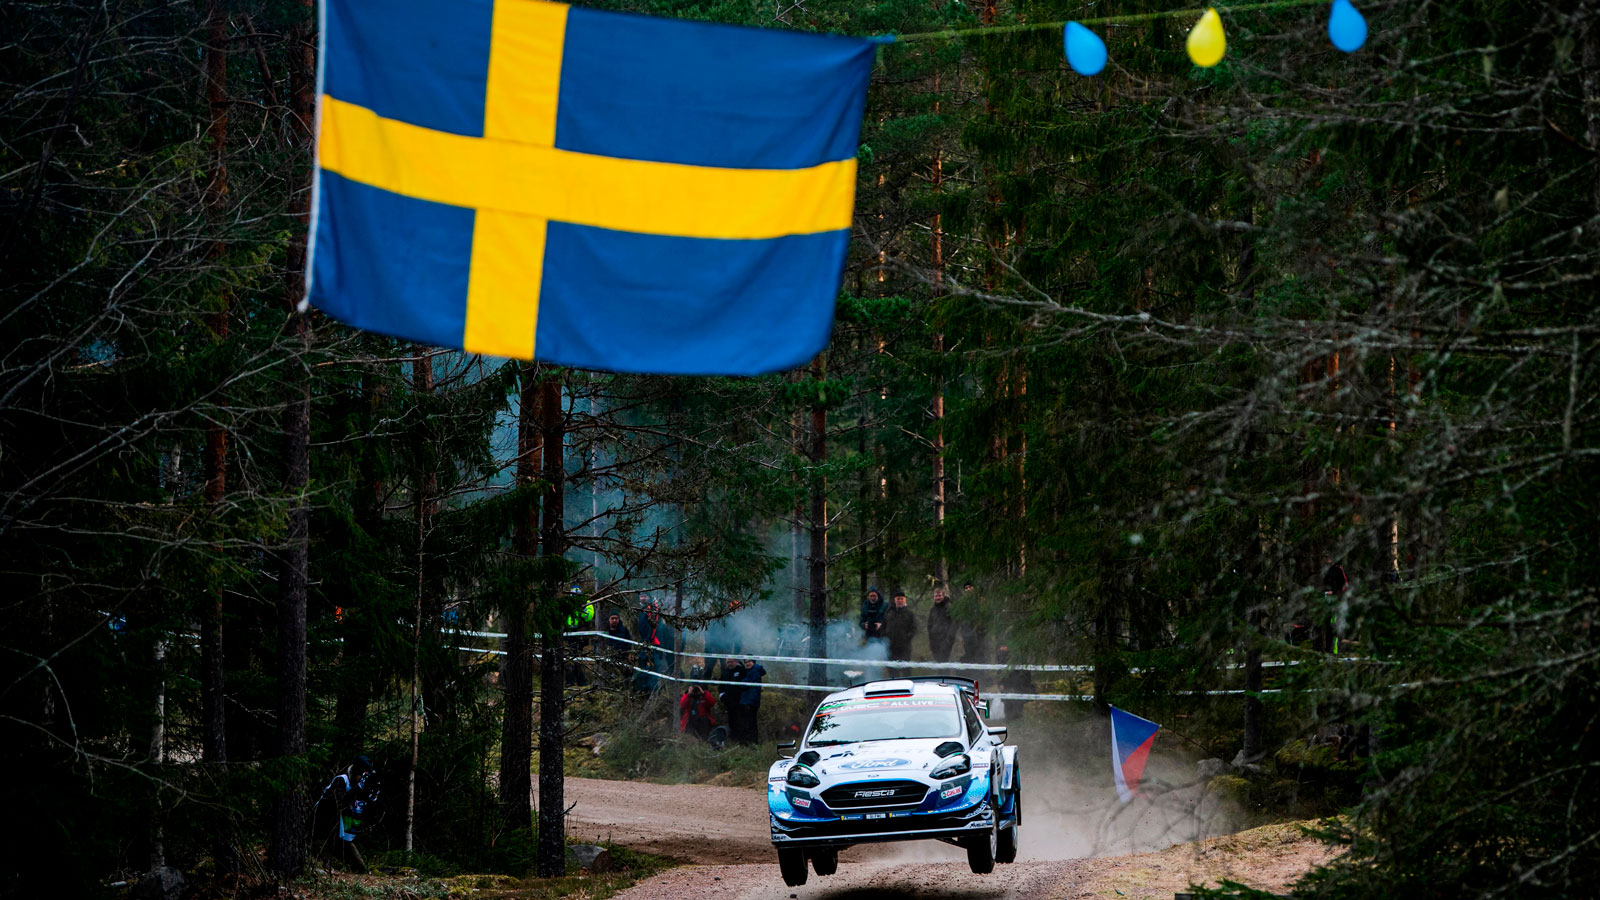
left=805, top=696, right=963, bottom=746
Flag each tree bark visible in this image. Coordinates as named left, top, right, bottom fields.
left=406, top=351, right=435, bottom=852
left=198, top=0, right=230, bottom=844
left=499, top=364, right=541, bottom=834
left=1242, top=647, right=1264, bottom=763
left=536, top=372, right=567, bottom=878
left=267, top=0, right=315, bottom=877
left=807, top=357, right=829, bottom=688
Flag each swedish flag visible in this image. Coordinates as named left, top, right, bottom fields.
left=307, top=0, right=877, bottom=375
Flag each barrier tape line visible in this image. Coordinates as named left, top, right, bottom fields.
left=445, top=628, right=1375, bottom=674
left=450, top=640, right=1313, bottom=701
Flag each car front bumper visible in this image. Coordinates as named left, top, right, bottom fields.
left=770, top=800, right=997, bottom=848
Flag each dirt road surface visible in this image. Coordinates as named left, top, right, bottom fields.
left=564, top=776, right=775, bottom=864
left=562, top=755, right=1330, bottom=900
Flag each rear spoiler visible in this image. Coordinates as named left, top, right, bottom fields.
left=848, top=675, right=980, bottom=699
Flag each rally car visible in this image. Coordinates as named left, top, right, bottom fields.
left=767, top=676, right=1021, bottom=886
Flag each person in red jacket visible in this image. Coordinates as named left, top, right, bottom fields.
left=679, top=684, right=716, bottom=740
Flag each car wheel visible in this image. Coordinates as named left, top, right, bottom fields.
left=997, top=780, right=1020, bottom=864
left=778, top=848, right=808, bottom=886
left=996, top=820, right=1018, bottom=864
left=811, top=848, right=838, bottom=876
left=966, top=820, right=997, bottom=874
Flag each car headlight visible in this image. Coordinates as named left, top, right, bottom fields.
left=929, top=753, right=971, bottom=780
left=786, top=765, right=821, bottom=788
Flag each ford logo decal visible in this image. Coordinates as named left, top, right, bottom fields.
left=837, top=758, right=909, bottom=770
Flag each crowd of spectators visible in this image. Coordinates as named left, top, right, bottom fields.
left=576, top=580, right=1008, bottom=747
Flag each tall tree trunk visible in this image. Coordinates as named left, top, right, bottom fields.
left=791, top=395, right=805, bottom=620
left=536, top=373, right=567, bottom=878
left=199, top=0, right=232, bottom=871
left=406, top=351, right=435, bottom=852
left=1242, top=647, right=1264, bottom=763
left=807, top=357, right=829, bottom=688
left=499, top=364, right=541, bottom=834
left=267, top=0, right=315, bottom=876
left=148, top=637, right=168, bottom=870
left=931, top=75, right=948, bottom=588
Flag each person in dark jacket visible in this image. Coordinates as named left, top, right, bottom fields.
left=927, top=584, right=957, bottom=662
left=633, top=598, right=674, bottom=691
left=604, top=612, right=631, bottom=642
left=957, top=581, right=989, bottom=664
left=860, top=587, right=887, bottom=646
left=315, top=756, right=380, bottom=873
left=736, top=658, right=766, bottom=744
left=718, top=655, right=745, bottom=737
left=884, top=589, right=918, bottom=663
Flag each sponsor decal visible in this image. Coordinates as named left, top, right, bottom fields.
left=769, top=776, right=786, bottom=782
left=837, top=757, right=910, bottom=770
left=940, top=785, right=963, bottom=799
left=817, top=698, right=957, bottom=716
left=793, top=797, right=811, bottom=808
left=842, top=814, right=865, bottom=820
left=866, top=812, right=886, bottom=819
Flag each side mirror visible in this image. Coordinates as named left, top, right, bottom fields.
left=986, top=725, right=1008, bottom=742
left=777, top=740, right=796, bottom=758
left=976, top=700, right=991, bottom=719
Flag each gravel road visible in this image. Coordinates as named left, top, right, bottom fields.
left=559, top=723, right=1302, bottom=900
left=605, top=860, right=1088, bottom=900
left=560, top=766, right=1221, bottom=900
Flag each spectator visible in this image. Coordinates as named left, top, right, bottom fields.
left=633, top=598, right=675, bottom=691
left=737, top=658, right=767, bottom=744
left=885, top=589, right=917, bottom=663
left=927, top=584, right=957, bottom=662
left=718, top=655, right=745, bottom=737
left=601, top=612, right=632, bottom=685
left=679, top=684, right=716, bottom=741
left=958, top=581, right=989, bottom=664
left=996, top=644, right=1033, bottom=721
left=314, top=756, right=381, bottom=873
left=565, top=584, right=593, bottom=686
left=604, top=611, right=631, bottom=643
left=860, top=586, right=887, bottom=647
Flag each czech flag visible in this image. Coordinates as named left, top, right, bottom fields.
left=1109, top=705, right=1160, bottom=803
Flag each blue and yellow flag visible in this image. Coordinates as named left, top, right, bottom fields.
left=307, top=0, right=876, bottom=375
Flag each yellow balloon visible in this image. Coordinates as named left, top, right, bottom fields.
left=1187, top=7, right=1226, bottom=67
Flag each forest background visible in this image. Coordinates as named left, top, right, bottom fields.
left=2, top=0, right=1597, bottom=898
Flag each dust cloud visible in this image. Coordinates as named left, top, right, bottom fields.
left=861, top=714, right=1241, bottom=866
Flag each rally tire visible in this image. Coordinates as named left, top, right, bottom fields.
left=811, top=848, right=838, bottom=876
left=778, top=848, right=808, bottom=886
left=997, top=779, right=1021, bottom=863
left=996, top=822, right=1018, bottom=864
left=966, top=821, right=997, bottom=874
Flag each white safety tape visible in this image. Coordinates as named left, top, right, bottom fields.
left=450, top=642, right=1303, bottom=702
left=445, top=628, right=1373, bottom=675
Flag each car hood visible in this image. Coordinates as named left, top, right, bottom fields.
left=771, top=738, right=975, bottom=781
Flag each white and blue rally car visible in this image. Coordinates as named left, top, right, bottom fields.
left=767, top=676, right=1021, bottom=886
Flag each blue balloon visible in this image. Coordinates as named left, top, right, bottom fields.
left=1063, top=21, right=1107, bottom=76
left=1328, top=0, right=1367, bottom=53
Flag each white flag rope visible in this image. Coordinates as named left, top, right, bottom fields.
left=447, top=629, right=1374, bottom=701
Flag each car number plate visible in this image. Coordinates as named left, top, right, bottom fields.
left=866, top=813, right=886, bottom=819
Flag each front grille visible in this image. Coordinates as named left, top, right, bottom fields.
left=821, top=780, right=928, bottom=810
